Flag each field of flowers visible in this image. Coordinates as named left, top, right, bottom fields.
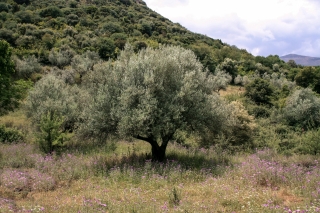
left=0, top=141, right=320, bottom=213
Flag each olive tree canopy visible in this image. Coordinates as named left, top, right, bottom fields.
left=80, top=44, right=231, bottom=161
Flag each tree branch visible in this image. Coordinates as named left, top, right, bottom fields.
left=135, top=135, right=157, bottom=146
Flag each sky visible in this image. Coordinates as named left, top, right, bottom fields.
left=143, top=0, right=320, bottom=57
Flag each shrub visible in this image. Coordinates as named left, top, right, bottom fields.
left=14, top=55, right=42, bottom=78
left=15, top=10, right=34, bottom=23
left=98, top=38, right=116, bottom=60
left=39, top=6, right=63, bottom=18
left=48, top=46, right=75, bottom=68
left=282, top=88, right=320, bottom=128
left=0, top=28, right=16, bottom=45
left=0, top=125, right=23, bottom=143
left=71, top=51, right=99, bottom=80
left=36, top=111, right=66, bottom=154
left=66, top=13, right=79, bottom=26
left=15, top=35, right=35, bottom=48
left=245, top=78, right=275, bottom=106
left=250, top=105, right=271, bottom=118
left=0, top=3, right=8, bottom=12
left=227, top=101, right=256, bottom=148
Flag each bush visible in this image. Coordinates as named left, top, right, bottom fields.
left=245, top=78, right=275, bottom=106
left=14, top=55, right=42, bottom=78
left=39, top=6, right=63, bottom=18
left=66, top=13, right=79, bottom=26
left=48, top=46, right=75, bottom=68
left=0, top=3, right=8, bottom=12
left=15, top=10, right=34, bottom=23
left=227, top=101, right=256, bottom=148
left=0, top=125, right=23, bottom=143
left=98, top=38, right=116, bottom=60
left=250, top=105, right=271, bottom=118
left=101, top=22, right=123, bottom=34
left=36, top=111, right=66, bottom=154
left=282, top=88, right=320, bottom=128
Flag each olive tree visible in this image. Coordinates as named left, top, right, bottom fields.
left=80, top=44, right=231, bottom=161
left=282, top=88, right=320, bottom=128
left=25, top=74, right=88, bottom=152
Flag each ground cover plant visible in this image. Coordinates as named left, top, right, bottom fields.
left=0, top=141, right=320, bottom=212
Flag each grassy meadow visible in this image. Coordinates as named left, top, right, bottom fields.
left=0, top=136, right=320, bottom=212
left=0, top=88, right=320, bottom=213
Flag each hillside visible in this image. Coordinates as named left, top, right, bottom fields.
left=280, top=54, right=320, bottom=66
left=2, top=1, right=320, bottom=212
left=0, top=0, right=262, bottom=74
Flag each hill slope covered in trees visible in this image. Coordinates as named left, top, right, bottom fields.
left=0, top=0, right=287, bottom=75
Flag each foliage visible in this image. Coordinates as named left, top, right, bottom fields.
left=0, top=0, right=255, bottom=78
left=0, top=40, right=18, bottom=114
left=98, top=38, right=116, bottom=60
left=39, top=6, right=63, bottom=18
left=25, top=74, right=80, bottom=132
left=215, top=58, right=238, bottom=81
left=282, top=88, right=320, bottom=128
left=48, top=46, right=75, bottom=68
left=250, top=105, right=271, bottom=118
left=0, top=3, right=9, bottom=13
left=71, top=50, right=100, bottom=80
left=14, top=55, right=42, bottom=79
left=295, top=66, right=320, bottom=93
left=226, top=101, right=256, bottom=148
left=80, top=44, right=231, bottom=161
left=0, top=125, right=23, bottom=143
left=296, top=128, right=320, bottom=155
left=36, top=111, right=66, bottom=154
left=245, top=78, right=275, bottom=106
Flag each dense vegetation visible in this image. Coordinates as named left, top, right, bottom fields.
left=1, top=0, right=320, bottom=212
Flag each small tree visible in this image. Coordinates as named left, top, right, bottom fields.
left=25, top=74, right=81, bottom=132
left=80, top=44, right=231, bottom=161
left=282, top=88, right=320, bottom=128
left=245, top=78, right=274, bottom=106
left=36, top=111, right=65, bottom=154
left=0, top=40, right=17, bottom=114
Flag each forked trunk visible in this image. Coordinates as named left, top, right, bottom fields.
left=135, top=135, right=170, bottom=162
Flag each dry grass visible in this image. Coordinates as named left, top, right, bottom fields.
left=219, top=85, right=245, bottom=97
left=1, top=142, right=319, bottom=213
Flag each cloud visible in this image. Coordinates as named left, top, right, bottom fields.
left=144, top=0, right=320, bottom=57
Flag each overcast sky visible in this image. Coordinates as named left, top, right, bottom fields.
left=144, top=0, right=320, bottom=57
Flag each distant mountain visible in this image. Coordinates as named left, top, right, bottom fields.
left=280, top=54, right=320, bottom=66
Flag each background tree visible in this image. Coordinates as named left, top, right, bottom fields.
left=282, top=88, right=320, bottom=129
left=215, top=58, right=238, bottom=81
left=0, top=40, right=17, bottom=114
left=245, top=78, right=275, bottom=106
left=295, top=66, right=320, bottom=93
left=80, top=44, right=231, bottom=161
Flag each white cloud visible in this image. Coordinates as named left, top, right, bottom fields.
left=144, top=0, right=320, bottom=57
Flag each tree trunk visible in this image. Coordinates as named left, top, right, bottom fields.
left=135, top=135, right=169, bottom=162
left=151, top=143, right=167, bottom=162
